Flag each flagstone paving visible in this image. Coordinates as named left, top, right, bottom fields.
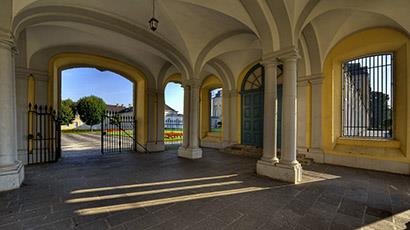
left=0, top=148, right=409, bottom=230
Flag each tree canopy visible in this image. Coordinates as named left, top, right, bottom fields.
left=76, top=96, right=107, bottom=130
left=60, top=99, right=76, bottom=125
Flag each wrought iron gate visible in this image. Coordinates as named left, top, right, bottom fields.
left=101, top=112, right=147, bottom=153
left=27, top=104, right=61, bottom=165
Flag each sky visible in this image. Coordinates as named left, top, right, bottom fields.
left=62, top=67, right=184, bottom=113
left=62, top=68, right=133, bottom=106
left=164, top=82, right=184, bottom=113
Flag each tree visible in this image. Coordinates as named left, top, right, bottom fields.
left=76, top=96, right=107, bottom=130
left=60, top=99, right=76, bottom=125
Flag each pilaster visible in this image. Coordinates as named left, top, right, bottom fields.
left=0, top=32, right=25, bottom=191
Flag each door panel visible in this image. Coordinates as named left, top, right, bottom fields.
left=241, top=91, right=264, bottom=147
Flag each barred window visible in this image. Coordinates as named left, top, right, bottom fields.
left=342, top=54, right=393, bottom=139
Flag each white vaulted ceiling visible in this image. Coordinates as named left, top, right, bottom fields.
left=11, top=0, right=410, bottom=83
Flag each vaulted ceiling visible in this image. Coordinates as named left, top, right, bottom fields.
left=10, top=0, right=410, bottom=85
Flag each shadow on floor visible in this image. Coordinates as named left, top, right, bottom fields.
left=0, top=148, right=409, bottom=230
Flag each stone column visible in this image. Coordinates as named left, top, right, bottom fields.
left=222, top=89, right=231, bottom=147
left=178, top=80, right=202, bottom=159
left=277, top=51, right=302, bottom=182
left=146, top=89, right=165, bottom=152
left=297, top=79, right=309, bottom=154
left=0, top=32, right=25, bottom=191
left=256, top=59, right=280, bottom=177
left=155, top=91, right=165, bottom=151
left=261, top=59, right=279, bottom=163
left=256, top=49, right=302, bottom=184
left=229, top=90, right=238, bottom=145
left=181, top=84, right=190, bottom=148
left=309, top=76, right=324, bottom=162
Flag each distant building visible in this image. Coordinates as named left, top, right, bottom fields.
left=165, top=105, right=183, bottom=129
left=210, top=89, right=222, bottom=129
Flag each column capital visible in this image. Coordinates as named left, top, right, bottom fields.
left=183, top=78, right=201, bottom=88
left=222, top=89, right=236, bottom=98
left=297, top=79, right=309, bottom=87
left=309, top=75, right=324, bottom=85
left=262, top=46, right=300, bottom=62
left=260, top=58, right=280, bottom=68
left=0, top=30, right=17, bottom=54
left=147, top=88, right=158, bottom=97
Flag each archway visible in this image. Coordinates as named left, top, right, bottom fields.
left=60, top=67, right=134, bottom=156
left=163, top=74, right=184, bottom=148
left=200, top=75, right=224, bottom=148
left=48, top=53, right=149, bottom=148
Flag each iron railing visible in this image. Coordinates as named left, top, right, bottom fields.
left=27, top=104, right=61, bottom=164
left=101, top=112, right=148, bottom=154
left=342, top=54, right=393, bottom=138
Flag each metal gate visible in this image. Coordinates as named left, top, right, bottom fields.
left=27, top=104, right=61, bottom=165
left=101, top=112, right=147, bottom=153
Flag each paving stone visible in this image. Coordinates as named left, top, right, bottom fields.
left=186, top=216, right=227, bottom=230
left=0, top=149, right=409, bottom=230
left=337, top=198, right=366, bottom=219
left=106, top=208, right=148, bottom=226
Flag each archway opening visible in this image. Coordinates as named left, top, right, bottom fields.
left=60, top=67, right=134, bottom=156
left=164, top=82, right=184, bottom=148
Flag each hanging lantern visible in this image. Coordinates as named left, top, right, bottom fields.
left=149, top=17, right=159, bottom=31
left=149, top=0, right=158, bottom=32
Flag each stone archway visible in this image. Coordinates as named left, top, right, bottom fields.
left=48, top=53, right=149, bottom=146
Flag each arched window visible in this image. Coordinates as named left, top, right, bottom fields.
left=342, top=53, right=393, bottom=139
left=242, top=64, right=264, bottom=91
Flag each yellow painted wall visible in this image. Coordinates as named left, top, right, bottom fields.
left=200, top=75, right=223, bottom=141
left=322, top=28, right=410, bottom=163
left=48, top=53, right=148, bottom=144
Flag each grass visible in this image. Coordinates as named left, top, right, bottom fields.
left=62, top=129, right=100, bottom=134
left=63, top=129, right=182, bottom=140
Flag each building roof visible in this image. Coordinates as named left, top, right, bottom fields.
left=106, top=104, right=126, bottom=112
left=165, top=104, right=177, bottom=113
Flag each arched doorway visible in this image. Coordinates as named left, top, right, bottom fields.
left=241, top=64, right=264, bottom=147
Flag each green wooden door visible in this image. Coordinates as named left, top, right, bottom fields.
left=241, top=90, right=264, bottom=147
left=241, top=64, right=264, bottom=147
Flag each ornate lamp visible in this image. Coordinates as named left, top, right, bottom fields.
left=149, top=0, right=159, bottom=31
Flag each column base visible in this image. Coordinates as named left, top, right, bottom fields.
left=146, top=141, right=165, bottom=152
left=178, top=147, right=202, bottom=159
left=0, top=161, right=24, bottom=192
left=256, top=160, right=302, bottom=184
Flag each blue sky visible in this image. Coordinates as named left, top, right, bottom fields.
left=164, top=82, right=184, bottom=113
left=62, top=68, right=133, bottom=106
left=62, top=67, right=184, bottom=113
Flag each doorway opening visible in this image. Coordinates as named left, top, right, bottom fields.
left=60, top=67, right=133, bottom=157
left=164, top=82, right=184, bottom=148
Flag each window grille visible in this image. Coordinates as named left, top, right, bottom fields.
left=342, top=54, right=393, bottom=138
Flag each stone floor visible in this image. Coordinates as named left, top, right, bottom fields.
left=0, top=148, right=409, bottom=230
